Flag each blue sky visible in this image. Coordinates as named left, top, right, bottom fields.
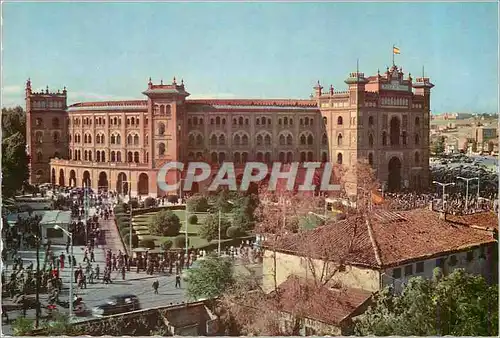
left=2, top=2, right=498, bottom=113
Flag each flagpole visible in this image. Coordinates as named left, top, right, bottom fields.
left=392, top=44, right=395, bottom=66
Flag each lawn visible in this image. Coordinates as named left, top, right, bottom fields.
left=131, top=208, right=235, bottom=249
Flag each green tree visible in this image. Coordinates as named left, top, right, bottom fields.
left=185, top=255, right=234, bottom=300
left=215, top=189, right=233, bottom=213
left=431, top=136, right=446, bottom=155
left=2, top=107, right=29, bottom=198
left=199, top=213, right=231, bottom=242
left=149, top=209, right=181, bottom=236
left=231, top=194, right=258, bottom=231
left=355, top=268, right=498, bottom=336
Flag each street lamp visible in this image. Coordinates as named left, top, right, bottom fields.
left=432, top=181, right=455, bottom=213
left=54, top=225, right=73, bottom=319
left=121, top=180, right=132, bottom=253
left=457, top=176, right=479, bottom=211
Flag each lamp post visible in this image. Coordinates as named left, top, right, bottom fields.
left=54, top=225, right=73, bottom=320
left=83, top=182, right=89, bottom=245
left=457, top=176, right=479, bottom=211
left=432, top=181, right=455, bottom=213
left=122, top=180, right=132, bottom=253
left=185, top=204, right=189, bottom=259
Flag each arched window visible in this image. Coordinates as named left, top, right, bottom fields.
left=402, top=131, right=407, bottom=145
left=415, top=117, right=420, bottom=127
left=337, top=134, right=343, bottom=146
left=127, top=134, right=133, bottom=145
left=300, top=152, right=306, bottom=162
left=284, top=117, right=288, bottom=125
left=188, top=118, right=192, bottom=126
left=160, top=105, right=164, bottom=115
left=337, top=153, right=343, bottom=164
left=166, top=105, right=171, bottom=115
left=256, top=135, right=263, bottom=146
left=279, top=135, right=285, bottom=145
left=216, top=116, right=221, bottom=125
left=323, top=117, right=327, bottom=125
left=96, top=151, right=101, bottom=162
left=321, top=152, right=327, bottom=162
left=287, top=134, right=293, bottom=145
left=116, top=134, right=121, bottom=144
left=261, top=117, right=266, bottom=125
left=233, top=118, right=237, bottom=125
left=211, top=135, right=217, bottom=145
left=415, top=152, right=420, bottom=164
left=158, top=123, right=165, bottom=136
left=111, top=134, right=116, bottom=144
left=134, top=152, right=139, bottom=163
left=134, top=135, right=139, bottom=145
left=264, top=134, right=271, bottom=145
left=415, top=133, right=420, bottom=145
left=145, top=134, right=149, bottom=145
left=222, top=118, right=226, bottom=125
left=101, top=151, right=105, bottom=162
left=279, top=152, right=285, bottom=162
left=238, top=117, right=244, bottom=125
left=322, top=134, right=328, bottom=145
left=307, top=134, right=313, bottom=145
left=286, top=152, right=293, bottom=163
left=111, top=151, right=116, bottom=162
left=234, top=135, right=241, bottom=145
left=382, top=132, right=387, bottom=146
left=307, top=152, right=313, bottom=161
left=368, top=153, right=374, bottom=166
left=219, top=134, right=225, bottom=145
left=242, top=135, right=248, bottom=145
left=300, top=134, right=306, bottom=145
left=199, top=118, right=203, bottom=125
left=196, top=134, right=203, bottom=145
left=189, top=134, right=195, bottom=146
left=390, top=117, right=401, bottom=145
left=159, top=143, right=166, bottom=155
left=211, top=152, right=218, bottom=163
left=52, top=117, right=60, bottom=128
left=245, top=118, right=249, bottom=125
left=117, top=151, right=122, bottom=162
left=337, top=116, right=343, bottom=125
left=234, top=152, right=241, bottom=164
left=88, top=151, right=92, bottom=161
left=264, top=152, right=271, bottom=163
left=278, top=118, right=282, bottom=125
left=304, top=117, right=309, bottom=126
left=127, top=151, right=133, bottom=163
left=368, top=116, right=374, bottom=126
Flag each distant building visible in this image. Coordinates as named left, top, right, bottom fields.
left=474, top=125, right=498, bottom=153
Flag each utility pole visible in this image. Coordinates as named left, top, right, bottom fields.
left=84, top=182, right=89, bottom=245
left=35, top=222, right=40, bottom=328
left=432, top=181, right=455, bottom=214
left=457, top=176, right=479, bottom=211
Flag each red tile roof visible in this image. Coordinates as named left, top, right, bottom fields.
left=445, top=211, right=498, bottom=231
left=187, top=99, right=317, bottom=107
left=69, top=100, right=147, bottom=108
left=273, top=276, right=372, bottom=326
left=271, top=208, right=496, bottom=269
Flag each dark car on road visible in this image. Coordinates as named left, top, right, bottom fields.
left=92, top=294, right=141, bottom=317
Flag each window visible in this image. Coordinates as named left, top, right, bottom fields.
left=337, top=153, right=343, bottom=164
left=337, top=116, right=343, bottom=125
left=436, top=258, right=445, bottom=269
left=449, top=255, right=457, bottom=266
left=368, top=116, right=374, bottom=126
left=368, top=153, right=373, bottom=166
left=323, top=117, right=327, bottom=125
left=392, top=268, right=401, bottom=279
left=404, top=264, right=413, bottom=276
left=382, top=132, right=387, bottom=146
left=52, top=117, right=60, bottom=128
left=416, top=262, right=424, bottom=273
left=415, top=152, right=420, bottom=165
left=415, top=117, right=420, bottom=127
left=415, top=133, right=420, bottom=145
left=368, top=134, right=374, bottom=147
left=337, top=134, right=343, bottom=146
left=466, top=251, right=474, bottom=262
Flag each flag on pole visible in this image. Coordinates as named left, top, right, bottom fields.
left=393, top=46, right=400, bottom=54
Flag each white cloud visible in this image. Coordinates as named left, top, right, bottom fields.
left=2, top=85, right=22, bottom=94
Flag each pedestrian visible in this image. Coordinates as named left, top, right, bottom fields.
left=152, top=280, right=159, bottom=294
left=59, top=253, right=65, bottom=269
left=121, top=266, right=126, bottom=280
left=90, top=249, right=95, bottom=262
left=175, top=273, right=181, bottom=288
left=95, top=264, right=100, bottom=280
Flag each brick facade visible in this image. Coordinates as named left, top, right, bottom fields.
left=26, top=65, right=433, bottom=197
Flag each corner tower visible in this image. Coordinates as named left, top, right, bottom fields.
left=142, top=77, right=190, bottom=196
left=25, top=79, right=68, bottom=184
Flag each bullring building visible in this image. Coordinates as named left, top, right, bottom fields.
left=25, top=64, right=433, bottom=197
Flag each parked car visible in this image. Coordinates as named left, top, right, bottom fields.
left=92, top=294, right=141, bottom=317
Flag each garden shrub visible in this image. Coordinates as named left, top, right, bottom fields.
left=188, top=214, right=198, bottom=225
left=161, top=239, right=173, bottom=251
left=187, top=195, right=209, bottom=212
left=144, top=197, right=156, bottom=208
left=149, top=209, right=181, bottom=236
left=173, top=235, right=187, bottom=248
left=226, top=226, right=242, bottom=238
left=167, top=195, right=179, bottom=204
left=139, top=239, right=155, bottom=250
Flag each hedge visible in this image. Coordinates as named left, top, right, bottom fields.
left=131, top=205, right=185, bottom=217
left=188, top=214, right=198, bottom=225
left=139, top=239, right=155, bottom=250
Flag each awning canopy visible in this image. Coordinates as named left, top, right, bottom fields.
left=6, top=210, right=71, bottom=227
